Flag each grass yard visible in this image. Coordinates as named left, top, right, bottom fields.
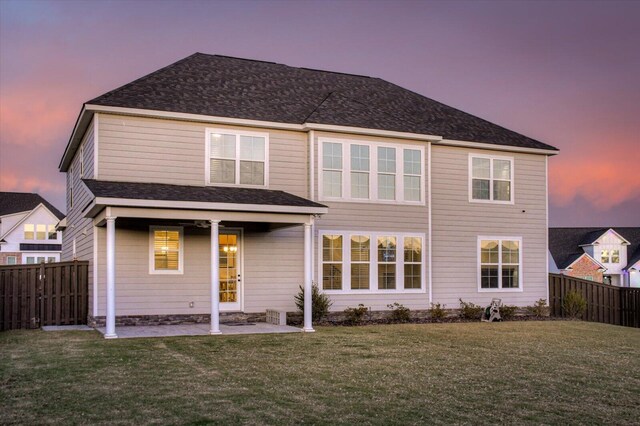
left=1, top=322, right=639, bottom=425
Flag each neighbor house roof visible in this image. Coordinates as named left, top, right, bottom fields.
left=87, top=53, right=557, bottom=151
left=549, top=227, right=640, bottom=270
left=0, top=192, right=64, bottom=220
left=82, top=179, right=327, bottom=210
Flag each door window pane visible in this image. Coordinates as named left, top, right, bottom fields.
left=219, top=234, right=238, bottom=303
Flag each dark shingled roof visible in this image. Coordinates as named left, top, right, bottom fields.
left=0, top=192, right=64, bottom=220
left=549, top=227, right=640, bottom=270
left=88, top=53, right=557, bottom=151
left=82, top=179, right=326, bottom=209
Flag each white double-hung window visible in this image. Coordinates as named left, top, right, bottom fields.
left=149, top=226, right=184, bottom=274
left=206, top=129, right=268, bottom=186
left=350, top=145, right=370, bottom=199
left=470, top=154, right=514, bottom=203
left=478, top=237, right=522, bottom=291
left=319, top=138, right=424, bottom=204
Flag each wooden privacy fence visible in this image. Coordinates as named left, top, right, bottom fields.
left=0, top=261, right=88, bottom=331
left=549, top=273, right=640, bottom=328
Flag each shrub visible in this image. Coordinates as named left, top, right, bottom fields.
left=562, top=290, right=587, bottom=319
left=526, top=298, right=549, bottom=318
left=499, top=304, right=518, bottom=320
left=294, top=283, right=332, bottom=323
left=344, top=304, right=370, bottom=325
left=459, top=299, right=484, bottom=320
left=429, top=303, right=447, bottom=322
left=387, top=302, right=411, bottom=323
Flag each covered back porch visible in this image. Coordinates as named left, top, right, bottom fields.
left=82, top=179, right=327, bottom=339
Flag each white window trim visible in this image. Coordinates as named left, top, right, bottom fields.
left=477, top=236, right=523, bottom=292
left=318, top=137, right=426, bottom=205
left=149, top=226, right=184, bottom=275
left=204, top=127, right=270, bottom=188
left=6, top=256, right=17, bottom=265
left=468, top=153, right=515, bottom=204
left=318, top=230, right=427, bottom=294
left=79, top=143, right=84, bottom=178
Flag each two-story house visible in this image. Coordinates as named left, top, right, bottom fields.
left=59, top=53, right=558, bottom=338
left=549, top=227, right=640, bottom=287
left=0, top=192, right=64, bottom=265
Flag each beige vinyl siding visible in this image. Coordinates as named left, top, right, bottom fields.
left=243, top=227, right=304, bottom=312
left=431, top=145, right=547, bottom=307
left=96, top=223, right=305, bottom=315
left=97, top=114, right=308, bottom=197
left=61, top=120, right=96, bottom=313
left=312, top=131, right=431, bottom=311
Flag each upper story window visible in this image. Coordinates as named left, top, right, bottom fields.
left=319, top=138, right=425, bottom=204
left=23, top=224, right=57, bottom=240
left=470, top=155, right=514, bottom=203
left=206, top=129, right=268, bottom=187
left=601, top=249, right=620, bottom=264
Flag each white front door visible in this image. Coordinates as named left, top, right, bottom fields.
left=219, top=231, right=241, bottom=311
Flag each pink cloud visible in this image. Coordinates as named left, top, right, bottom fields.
left=549, top=155, right=639, bottom=210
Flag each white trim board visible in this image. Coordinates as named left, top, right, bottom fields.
left=59, top=104, right=558, bottom=171
left=85, top=197, right=328, bottom=218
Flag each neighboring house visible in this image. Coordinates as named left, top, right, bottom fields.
left=58, top=53, right=558, bottom=338
left=549, top=227, right=640, bottom=287
left=0, top=192, right=64, bottom=265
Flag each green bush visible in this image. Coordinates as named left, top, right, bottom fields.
left=387, top=303, right=411, bottom=323
left=562, top=291, right=587, bottom=319
left=459, top=299, right=484, bottom=320
left=526, top=298, right=549, bottom=318
left=500, top=305, right=518, bottom=320
left=344, top=304, right=370, bottom=325
left=429, top=303, right=447, bottom=322
left=294, top=283, right=332, bottom=323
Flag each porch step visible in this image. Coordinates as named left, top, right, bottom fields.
left=266, top=309, right=287, bottom=326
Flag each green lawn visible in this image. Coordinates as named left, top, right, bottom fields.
left=1, top=322, right=639, bottom=425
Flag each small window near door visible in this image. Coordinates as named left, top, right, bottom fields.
left=149, top=226, right=183, bottom=274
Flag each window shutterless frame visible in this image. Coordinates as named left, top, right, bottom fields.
left=468, top=153, right=515, bottom=204
left=204, top=128, right=269, bottom=187
left=477, top=236, right=523, bottom=292
left=149, top=226, right=184, bottom=275
left=318, top=137, right=426, bottom=205
left=318, top=230, right=426, bottom=294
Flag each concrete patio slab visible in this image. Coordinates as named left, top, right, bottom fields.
left=42, top=325, right=94, bottom=331
left=96, top=322, right=302, bottom=339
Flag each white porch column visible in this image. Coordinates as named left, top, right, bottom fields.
left=104, top=216, right=117, bottom=339
left=210, top=220, right=222, bottom=335
left=303, top=222, right=315, bottom=332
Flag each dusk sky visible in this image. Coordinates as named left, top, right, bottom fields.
left=0, top=0, right=638, bottom=226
